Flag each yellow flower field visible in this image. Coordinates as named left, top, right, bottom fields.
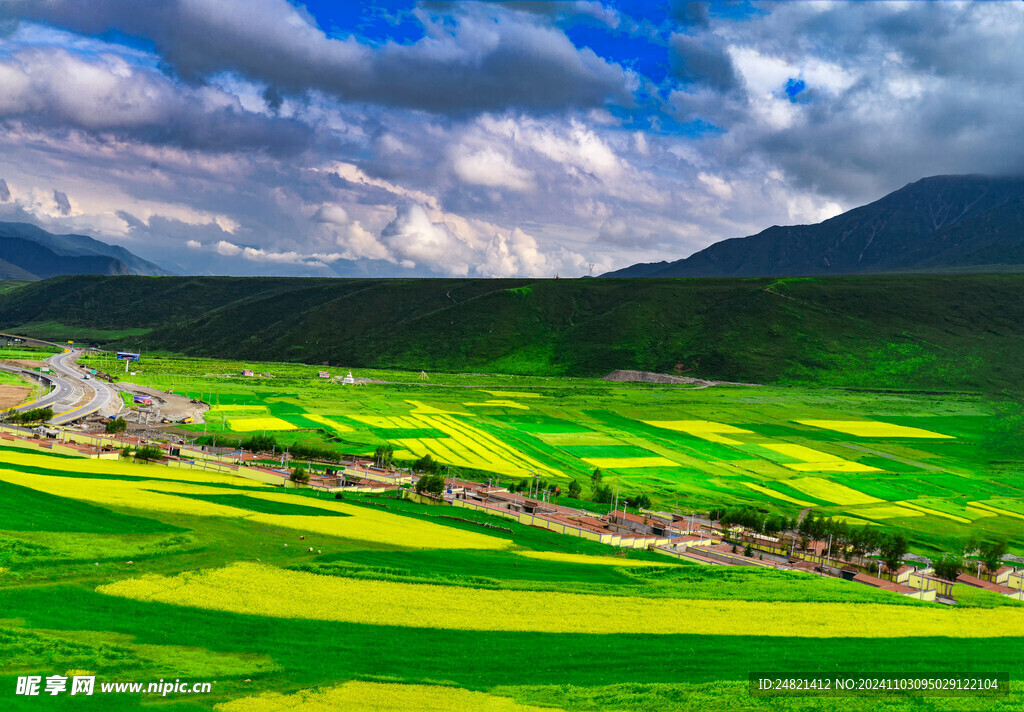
left=215, top=680, right=561, bottom=712
left=761, top=444, right=880, bottom=472
left=643, top=420, right=752, bottom=445
left=209, top=405, right=270, bottom=414
left=969, top=501, right=1024, bottom=521
left=512, top=550, right=681, bottom=567
left=464, top=399, right=530, bottom=410
left=0, top=470, right=509, bottom=550
left=897, top=501, right=971, bottom=523
left=582, top=456, right=680, bottom=469
left=0, top=450, right=263, bottom=487
left=482, top=390, right=543, bottom=398
left=797, top=420, right=954, bottom=439
left=98, top=562, right=1024, bottom=638
left=364, top=409, right=560, bottom=478
left=741, top=482, right=816, bottom=508
left=848, top=503, right=924, bottom=519
left=783, top=477, right=881, bottom=505
left=303, top=414, right=353, bottom=432
left=228, top=416, right=296, bottom=432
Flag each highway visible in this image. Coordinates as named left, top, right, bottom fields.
left=1, top=348, right=117, bottom=425
left=46, top=349, right=117, bottom=425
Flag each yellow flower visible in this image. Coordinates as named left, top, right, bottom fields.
left=99, top=562, right=1024, bottom=638
left=215, top=680, right=561, bottom=712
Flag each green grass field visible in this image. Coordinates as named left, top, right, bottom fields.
left=79, top=352, right=1024, bottom=556
left=1, top=441, right=1022, bottom=711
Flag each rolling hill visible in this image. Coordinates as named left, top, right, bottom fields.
left=0, top=274, right=1022, bottom=393
left=0, top=221, right=171, bottom=279
left=604, top=174, right=1024, bottom=278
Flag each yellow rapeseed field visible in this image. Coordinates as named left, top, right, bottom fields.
left=463, top=400, right=531, bottom=410
left=783, top=477, right=882, bottom=505
left=761, top=444, right=880, bottom=473
left=0, top=450, right=263, bottom=487
left=740, top=482, right=816, bottom=508
left=228, top=417, right=296, bottom=432
left=209, top=404, right=270, bottom=414
left=482, top=391, right=543, bottom=398
left=848, top=503, right=924, bottom=519
left=0, top=470, right=509, bottom=550
left=215, top=680, right=561, bottom=712
left=895, top=501, right=971, bottom=523
left=797, top=420, right=953, bottom=439
left=969, top=501, right=1024, bottom=521
left=98, top=562, right=1024, bottom=638
left=643, top=420, right=752, bottom=445
left=512, top=551, right=680, bottom=567
left=582, top=456, right=680, bottom=469
left=302, top=414, right=353, bottom=432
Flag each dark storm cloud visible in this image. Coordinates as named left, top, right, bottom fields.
left=671, top=1, right=710, bottom=28
left=0, top=180, right=10, bottom=202
left=2, top=0, right=633, bottom=115
left=0, top=47, right=312, bottom=156
left=670, top=33, right=739, bottom=91
left=52, top=190, right=71, bottom=215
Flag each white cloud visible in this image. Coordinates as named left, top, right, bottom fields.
left=215, top=240, right=242, bottom=256
left=381, top=204, right=471, bottom=276
left=452, top=146, right=534, bottom=192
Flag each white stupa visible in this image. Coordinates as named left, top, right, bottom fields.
left=341, top=371, right=356, bottom=385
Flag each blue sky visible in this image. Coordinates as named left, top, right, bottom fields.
left=0, top=1, right=1022, bottom=277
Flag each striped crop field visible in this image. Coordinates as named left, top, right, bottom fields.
left=72, top=351, right=1024, bottom=553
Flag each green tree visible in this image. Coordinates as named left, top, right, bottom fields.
left=879, top=532, right=909, bottom=577
left=413, top=453, right=439, bottom=474
left=134, top=445, right=163, bottom=462
left=105, top=417, right=127, bottom=434
left=415, top=474, right=445, bottom=496
left=242, top=433, right=277, bottom=452
left=590, top=468, right=603, bottom=492
left=373, top=444, right=394, bottom=468
left=567, top=479, right=582, bottom=499
left=635, top=493, right=652, bottom=510
left=290, top=466, right=309, bottom=484
left=933, top=555, right=963, bottom=582
left=978, top=539, right=1009, bottom=574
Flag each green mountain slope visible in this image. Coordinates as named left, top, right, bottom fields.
left=1, top=274, right=1022, bottom=392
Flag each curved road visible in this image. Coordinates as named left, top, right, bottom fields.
left=1, top=348, right=116, bottom=425
left=0, top=362, right=71, bottom=412
left=47, top=349, right=117, bottom=425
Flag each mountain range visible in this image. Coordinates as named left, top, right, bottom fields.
left=0, top=221, right=170, bottom=280
left=604, top=174, right=1024, bottom=278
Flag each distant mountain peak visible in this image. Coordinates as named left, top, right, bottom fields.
left=0, top=221, right=172, bottom=280
left=603, top=174, right=1024, bottom=278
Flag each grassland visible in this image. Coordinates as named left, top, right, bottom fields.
left=1, top=439, right=1022, bottom=711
